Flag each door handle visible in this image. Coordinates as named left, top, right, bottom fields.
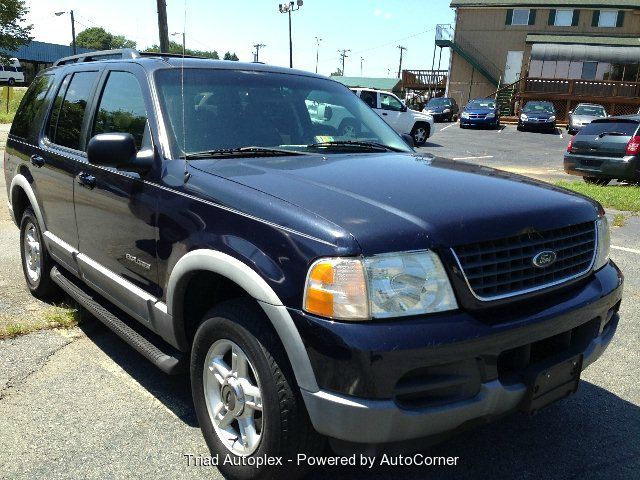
left=76, top=172, right=96, bottom=190
left=30, top=155, right=45, bottom=168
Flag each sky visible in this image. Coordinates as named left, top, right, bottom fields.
left=25, top=0, right=454, bottom=78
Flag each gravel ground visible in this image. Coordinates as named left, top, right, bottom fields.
left=0, top=124, right=638, bottom=479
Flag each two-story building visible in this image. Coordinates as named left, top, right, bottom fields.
left=444, top=0, right=640, bottom=118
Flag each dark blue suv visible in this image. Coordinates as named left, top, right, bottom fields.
left=4, top=49, right=623, bottom=479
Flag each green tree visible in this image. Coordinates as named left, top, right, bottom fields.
left=330, top=68, right=343, bottom=77
left=0, top=0, right=32, bottom=64
left=223, top=51, right=239, bottom=61
left=145, top=41, right=219, bottom=59
left=75, top=27, right=136, bottom=50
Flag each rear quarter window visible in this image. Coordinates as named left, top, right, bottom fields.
left=10, top=74, right=55, bottom=139
left=577, top=120, right=639, bottom=137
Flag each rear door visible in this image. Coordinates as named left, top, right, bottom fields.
left=572, top=120, right=639, bottom=158
left=40, top=69, right=101, bottom=273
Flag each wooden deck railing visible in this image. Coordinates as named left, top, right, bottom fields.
left=523, top=78, right=640, bottom=99
left=402, top=69, right=448, bottom=90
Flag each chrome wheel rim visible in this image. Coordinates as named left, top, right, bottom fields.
left=204, top=339, right=263, bottom=456
left=23, top=222, right=41, bottom=283
left=414, top=128, right=427, bottom=144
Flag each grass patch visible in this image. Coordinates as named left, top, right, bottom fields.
left=0, top=86, right=26, bottom=124
left=555, top=181, right=640, bottom=213
left=0, top=305, right=81, bottom=340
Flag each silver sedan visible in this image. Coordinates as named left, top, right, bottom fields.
left=567, top=103, right=608, bottom=134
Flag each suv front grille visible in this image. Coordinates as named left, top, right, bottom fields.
left=451, top=222, right=596, bottom=300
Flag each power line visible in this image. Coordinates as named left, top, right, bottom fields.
left=338, top=49, right=350, bottom=75
left=397, top=45, right=407, bottom=79
left=353, top=27, right=436, bottom=55
left=253, top=43, right=266, bottom=62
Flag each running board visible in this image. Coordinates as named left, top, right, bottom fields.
left=51, top=266, right=185, bottom=375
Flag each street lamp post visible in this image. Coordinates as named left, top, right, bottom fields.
left=171, top=32, right=185, bottom=55
left=314, top=37, right=322, bottom=73
left=278, top=1, right=303, bottom=68
left=55, top=10, right=76, bottom=55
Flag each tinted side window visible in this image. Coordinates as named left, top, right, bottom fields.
left=380, top=93, right=403, bottom=112
left=360, top=91, right=377, bottom=108
left=92, top=71, right=149, bottom=150
left=48, top=71, right=99, bottom=150
left=11, top=74, right=54, bottom=139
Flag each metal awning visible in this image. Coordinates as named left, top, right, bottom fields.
left=531, top=43, right=640, bottom=64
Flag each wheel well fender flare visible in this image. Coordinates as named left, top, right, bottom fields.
left=10, top=173, right=45, bottom=228
left=166, top=249, right=319, bottom=392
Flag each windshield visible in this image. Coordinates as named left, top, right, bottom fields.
left=154, top=68, right=411, bottom=156
left=574, top=105, right=606, bottom=117
left=466, top=100, right=495, bottom=109
left=427, top=98, right=451, bottom=107
left=523, top=102, right=555, bottom=114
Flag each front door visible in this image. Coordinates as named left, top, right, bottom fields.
left=73, top=66, right=160, bottom=324
left=377, top=92, right=406, bottom=134
left=504, top=51, right=524, bottom=84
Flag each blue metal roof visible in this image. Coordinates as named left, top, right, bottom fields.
left=4, top=40, right=92, bottom=64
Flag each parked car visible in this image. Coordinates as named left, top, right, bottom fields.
left=424, top=97, right=459, bottom=122
left=351, top=88, right=434, bottom=146
left=5, top=49, right=622, bottom=480
left=568, top=103, right=608, bottom=135
left=565, top=115, right=640, bottom=185
left=0, top=58, right=25, bottom=85
left=459, top=98, right=500, bottom=129
left=518, top=101, right=557, bottom=133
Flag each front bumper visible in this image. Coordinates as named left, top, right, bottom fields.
left=460, top=116, right=498, bottom=127
left=564, top=153, right=639, bottom=180
left=519, top=119, right=556, bottom=131
left=295, top=262, right=623, bottom=444
left=426, top=111, right=451, bottom=121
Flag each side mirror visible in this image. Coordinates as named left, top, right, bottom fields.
left=402, top=133, right=415, bottom=148
left=87, top=133, right=153, bottom=174
left=402, top=105, right=408, bottom=112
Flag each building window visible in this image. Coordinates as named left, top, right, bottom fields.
left=554, top=9, right=574, bottom=26
left=597, top=10, right=618, bottom=27
left=581, top=62, right=598, bottom=80
left=511, top=9, right=531, bottom=25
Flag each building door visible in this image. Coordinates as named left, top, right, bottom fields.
left=504, top=51, right=524, bottom=84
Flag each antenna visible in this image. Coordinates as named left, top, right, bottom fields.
left=180, top=2, right=188, bottom=181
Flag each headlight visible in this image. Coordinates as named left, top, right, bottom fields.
left=548, top=116, right=556, bottom=122
left=486, top=113, right=495, bottom=119
left=461, top=112, right=470, bottom=119
left=594, top=215, right=610, bottom=271
left=443, top=108, right=451, bottom=113
left=520, top=114, right=528, bottom=121
left=303, top=251, right=458, bottom=321
left=426, top=110, right=434, bottom=114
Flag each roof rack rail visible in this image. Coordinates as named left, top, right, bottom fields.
left=138, top=51, right=205, bottom=60
left=53, top=48, right=141, bottom=66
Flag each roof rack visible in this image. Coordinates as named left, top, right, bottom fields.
left=53, top=48, right=208, bottom=66
left=53, top=48, right=140, bottom=66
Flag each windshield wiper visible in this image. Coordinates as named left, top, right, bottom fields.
left=306, top=140, right=404, bottom=152
left=181, top=146, right=303, bottom=160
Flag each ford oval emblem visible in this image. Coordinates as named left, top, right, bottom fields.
left=532, top=250, right=557, bottom=268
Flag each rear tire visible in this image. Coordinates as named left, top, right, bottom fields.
left=583, top=176, right=610, bottom=186
left=20, top=207, right=57, bottom=299
left=191, top=300, right=324, bottom=480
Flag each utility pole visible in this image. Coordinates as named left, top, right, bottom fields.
left=157, top=0, right=170, bottom=53
left=397, top=45, right=407, bottom=79
left=360, top=57, right=364, bottom=76
left=314, top=37, right=322, bottom=73
left=253, top=43, right=266, bottom=62
left=338, top=49, right=350, bottom=75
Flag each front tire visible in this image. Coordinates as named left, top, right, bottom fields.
left=191, top=300, right=323, bottom=480
left=8, top=78, right=15, bottom=86
left=411, top=123, right=429, bottom=146
left=583, top=176, right=610, bottom=186
left=20, top=207, right=57, bottom=299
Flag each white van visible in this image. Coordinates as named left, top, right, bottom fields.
left=0, top=58, right=25, bottom=85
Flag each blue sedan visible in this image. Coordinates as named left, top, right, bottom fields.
left=459, top=99, right=500, bottom=129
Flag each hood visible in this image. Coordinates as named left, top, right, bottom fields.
left=190, top=153, right=598, bottom=255
left=523, top=111, right=554, bottom=119
left=426, top=105, right=450, bottom=113
left=464, top=108, right=495, bottom=115
left=571, top=115, right=600, bottom=124
left=410, top=109, right=432, bottom=119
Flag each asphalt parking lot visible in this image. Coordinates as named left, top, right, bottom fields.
left=1, top=125, right=639, bottom=479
